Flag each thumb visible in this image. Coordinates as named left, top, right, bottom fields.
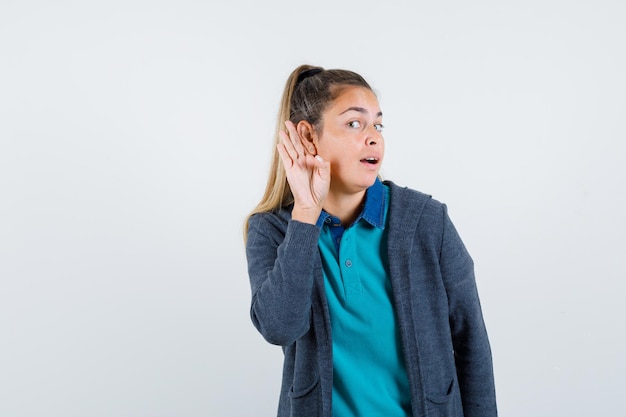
left=315, top=155, right=330, bottom=170
left=315, top=155, right=330, bottom=177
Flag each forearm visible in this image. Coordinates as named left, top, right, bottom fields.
left=438, top=205, right=497, bottom=415
left=449, top=278, right=497, bottom=416
left=246, top=218, right=321, bottom=345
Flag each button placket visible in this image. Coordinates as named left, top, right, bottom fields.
left=339, top=229, right=362, bottom=297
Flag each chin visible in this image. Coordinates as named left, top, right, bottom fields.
left=355, top=175, right=378, bottom=191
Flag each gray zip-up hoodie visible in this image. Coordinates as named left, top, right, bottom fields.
left=245, top=181, right=497, bottom=417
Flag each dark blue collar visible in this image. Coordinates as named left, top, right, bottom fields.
left=316, top=178, right=386, bottom=229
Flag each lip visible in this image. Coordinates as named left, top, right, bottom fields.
left=359, top=155, right=382, bottom=169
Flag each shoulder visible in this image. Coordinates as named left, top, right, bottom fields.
left=384, top=180, right=446, bottom=221
left=246, top=206, right=292, bottom=244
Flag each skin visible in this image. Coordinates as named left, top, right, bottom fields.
left=276, top=86, right=384, bottom=226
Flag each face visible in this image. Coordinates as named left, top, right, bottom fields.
left=313, top=86, right=384, bottom=195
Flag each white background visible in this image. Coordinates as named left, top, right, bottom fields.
left=1, top=1, right=624, bottom=416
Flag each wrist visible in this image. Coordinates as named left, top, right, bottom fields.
left=291, top=206, right=322, bottom=225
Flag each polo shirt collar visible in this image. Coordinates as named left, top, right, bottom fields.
left=315, top=178, right=386, bottom=229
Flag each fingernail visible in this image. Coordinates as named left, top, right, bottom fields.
left=315, top=155, right=323, bottom=162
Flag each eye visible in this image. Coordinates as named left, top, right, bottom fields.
left=348, top=120, right=362, bottom=129
left=374, top=123, right=385, bottom=131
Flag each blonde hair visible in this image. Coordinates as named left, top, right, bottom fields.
left=243, top=65, right=373, bottom=241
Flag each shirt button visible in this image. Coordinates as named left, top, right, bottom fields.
left=345, top=260, right=352, bottom=267
left=325, top=218, right=332, bottom=224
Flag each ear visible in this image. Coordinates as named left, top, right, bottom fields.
left=296, top=120, right=318, bottom=155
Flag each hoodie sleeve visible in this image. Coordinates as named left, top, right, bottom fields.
left=439, top=204, right=498, bottom=417
left=245, top=213, right=321, bottom=346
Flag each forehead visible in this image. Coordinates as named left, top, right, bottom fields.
left=326, top=86, right=381, bottom=115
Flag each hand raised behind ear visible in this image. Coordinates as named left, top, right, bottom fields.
left=276, top=121, right=330, bottom=224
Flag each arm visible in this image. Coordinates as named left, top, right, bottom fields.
left=439, top=205, right=498, bottom=416
left=246, top=213, right=321, bottom=346
left=245, top=120, right=330, bottom=346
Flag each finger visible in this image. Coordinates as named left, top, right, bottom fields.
left=284, top=121, right=306, bottom=156
left=300, top=136, right=315, bottom=156
left=279, top=129, right=299, bottom=163
left=276, top=142, right=293, bottom=169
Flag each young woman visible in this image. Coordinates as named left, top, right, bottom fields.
left=244, top=65, right=497, bottom=417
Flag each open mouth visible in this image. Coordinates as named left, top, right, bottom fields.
left=361, top=157, right=379, bottom=165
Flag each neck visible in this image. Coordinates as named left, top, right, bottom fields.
left=323, top=189, right=366, bottom=226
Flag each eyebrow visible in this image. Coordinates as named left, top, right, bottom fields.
left=339, top=107, right=383, bottom=117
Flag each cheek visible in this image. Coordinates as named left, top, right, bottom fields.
left=315, top=134, right=342, bottom=159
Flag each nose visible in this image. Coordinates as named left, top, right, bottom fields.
left=365, top=125, right=381, bottom=146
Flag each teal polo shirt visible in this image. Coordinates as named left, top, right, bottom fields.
left=316, top=179, right=412, bottom=417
